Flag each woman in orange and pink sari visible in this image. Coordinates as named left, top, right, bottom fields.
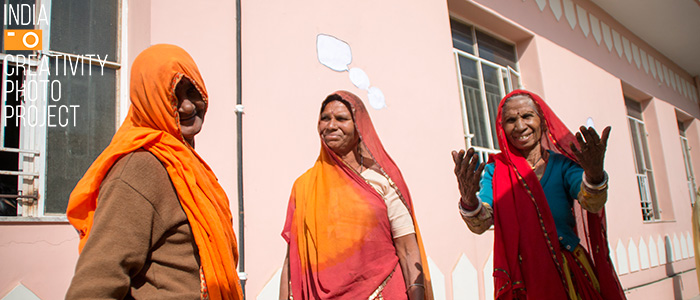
left=279, top=91, right=433, bottom=300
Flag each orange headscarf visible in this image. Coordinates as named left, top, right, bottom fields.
left=283, top=91, right=433, bottom=299
left=66, top=44, right=243, bottom=300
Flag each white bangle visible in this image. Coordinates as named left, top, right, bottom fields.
left=459, top=200, right=483, bottom=218
left=582, top=171, right=608, bottom=191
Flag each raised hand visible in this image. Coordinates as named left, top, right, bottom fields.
left=452, top=148, right=485, bottom=208
left=569, top=126, right=611, bottom=184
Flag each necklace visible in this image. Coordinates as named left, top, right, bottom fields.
left=356, top=144, right=364, bottom=173
left=530, top=156, right=543, bottom=170
left=359, top=153, right=364, bottom=173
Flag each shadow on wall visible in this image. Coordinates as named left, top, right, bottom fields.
left=665, top=235, right=683, bottom=300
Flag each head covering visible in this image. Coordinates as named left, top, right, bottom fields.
left=282, top=91, right=433, bottom=299
left=66, top=44, right=243, bottom=300
left=490, top=89, right=624, bottom=299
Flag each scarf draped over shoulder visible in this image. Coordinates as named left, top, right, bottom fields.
left=66, top=44, right=243, bottom=300
left=283, top=91, right=433, bottom=299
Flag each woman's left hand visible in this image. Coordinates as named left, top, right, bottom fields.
left=394, top=234, right=424, bottom=300
left=570, top=126, right=611, bottom=184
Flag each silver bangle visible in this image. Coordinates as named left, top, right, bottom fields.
left=459, top=200, right=483, bottom=218
left=408, top=283, right=425, bottom=289
left=582, top=171, right=608, bottom=191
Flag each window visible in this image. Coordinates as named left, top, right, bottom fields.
left=678, top=121, right=696, bottom=205
left=0, top=0, right=121, bottom=218
left=451, top=19, right=520, bottom=163
left=626, top=98, right=659, bottom=221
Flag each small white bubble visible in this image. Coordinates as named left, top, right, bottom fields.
left=349, top=68, right=370, bottom=90
left=368, top=87, right=386, bottom=110
left=586, top=117, right=595, bottom=130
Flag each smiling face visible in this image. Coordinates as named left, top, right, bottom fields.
left=175, top=77, right=206, bottom=146
left=501, top=95, right=543, bottom=153
left=318, top=100, right=359, bottom=156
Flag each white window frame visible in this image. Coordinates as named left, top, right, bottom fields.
left=452, top=24, right=521, bottom=163
left=679, top=129, right=697, bottom=206
left=0, top=54, right=48, bottom=219
left=0, top=0, right=126, bottom=221
left=627, top=113, right=660, bottom=221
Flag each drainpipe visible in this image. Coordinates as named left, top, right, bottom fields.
left=235, top=0, right=246, bottom=297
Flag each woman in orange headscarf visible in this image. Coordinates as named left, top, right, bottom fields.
left=279, top=91, right=433, bottom=300
left=65, top=44, right=243, bottom=300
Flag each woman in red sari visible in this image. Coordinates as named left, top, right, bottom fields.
left=280, top=91, right=433, bottom=300
left=453, top=90, right=626, bottom=299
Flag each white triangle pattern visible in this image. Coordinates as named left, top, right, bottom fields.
left=576, top=5, right=589, bottom=37
left=525, top=0, right=698, bottom=103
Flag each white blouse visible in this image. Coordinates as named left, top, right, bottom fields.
left=361, top=168, right=416, bottom=238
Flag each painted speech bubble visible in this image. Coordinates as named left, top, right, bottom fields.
left=317, top=34, right=352, bottom=72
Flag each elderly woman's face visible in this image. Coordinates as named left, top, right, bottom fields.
left=318, top=100, right=359, bottom=155
left=176, top=77, right=206, bottom=145
left=501, top=95, right=542, bottom=152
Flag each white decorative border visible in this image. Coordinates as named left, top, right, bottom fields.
left=256, top=231, right=696, bottom=300
left=443, top=231, right=695, bottom=300
left=532, top=0, right=698, bottom=103
left=611, top=232, right=694, bottom=276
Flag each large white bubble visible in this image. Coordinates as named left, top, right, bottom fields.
left=316, top=34, right=352, bottom=72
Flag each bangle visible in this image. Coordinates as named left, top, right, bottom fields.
left=582, top=171, right=608, bottom=191
left=459, top=199, right=482, bottom=218
left=460, top=198, right=478, bottom=211
left=408, top=283, right=425, bottom=289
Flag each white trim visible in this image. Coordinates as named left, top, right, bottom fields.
left=1, top=63, right=6, bottom=144
left=119, top=0, right=129, bottom=125
left=0, top=216, right=68, bottom=222
left=35, top=0, right=52, bottom=218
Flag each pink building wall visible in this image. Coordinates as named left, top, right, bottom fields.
left=1, top=0, right=699, bottom=299
left=0, top=224, right=77, bottom=299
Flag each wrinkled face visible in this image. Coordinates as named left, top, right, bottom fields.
left=501, top=95, right=543, bottom=152
left=318, top=100, right=359, bottom=155
left=175, top=77, right=206, bottom=145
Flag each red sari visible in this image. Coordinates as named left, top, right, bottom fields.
left=282, top=91, right=433, bottom=299
left=490, top=90, right=625, bottom=300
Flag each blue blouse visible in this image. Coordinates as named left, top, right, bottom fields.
left=478, top=151, right=584, bottom=251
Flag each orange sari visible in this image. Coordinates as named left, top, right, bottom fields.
left=282, top=91, right=433, bottom=299
left=66, top=44, right=243, bottom=300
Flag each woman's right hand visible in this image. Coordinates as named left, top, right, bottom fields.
left=452, top=148, right=485, bottom=208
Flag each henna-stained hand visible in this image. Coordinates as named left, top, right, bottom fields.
left=569, top=126, right=611, bottom=184
left=452, top=148, right=485, bottom=208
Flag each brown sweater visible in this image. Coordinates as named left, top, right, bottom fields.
left=66, top=150, right=201, bottom=299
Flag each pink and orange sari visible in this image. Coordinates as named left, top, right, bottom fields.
left=282, top=91, right=433, bottom=299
